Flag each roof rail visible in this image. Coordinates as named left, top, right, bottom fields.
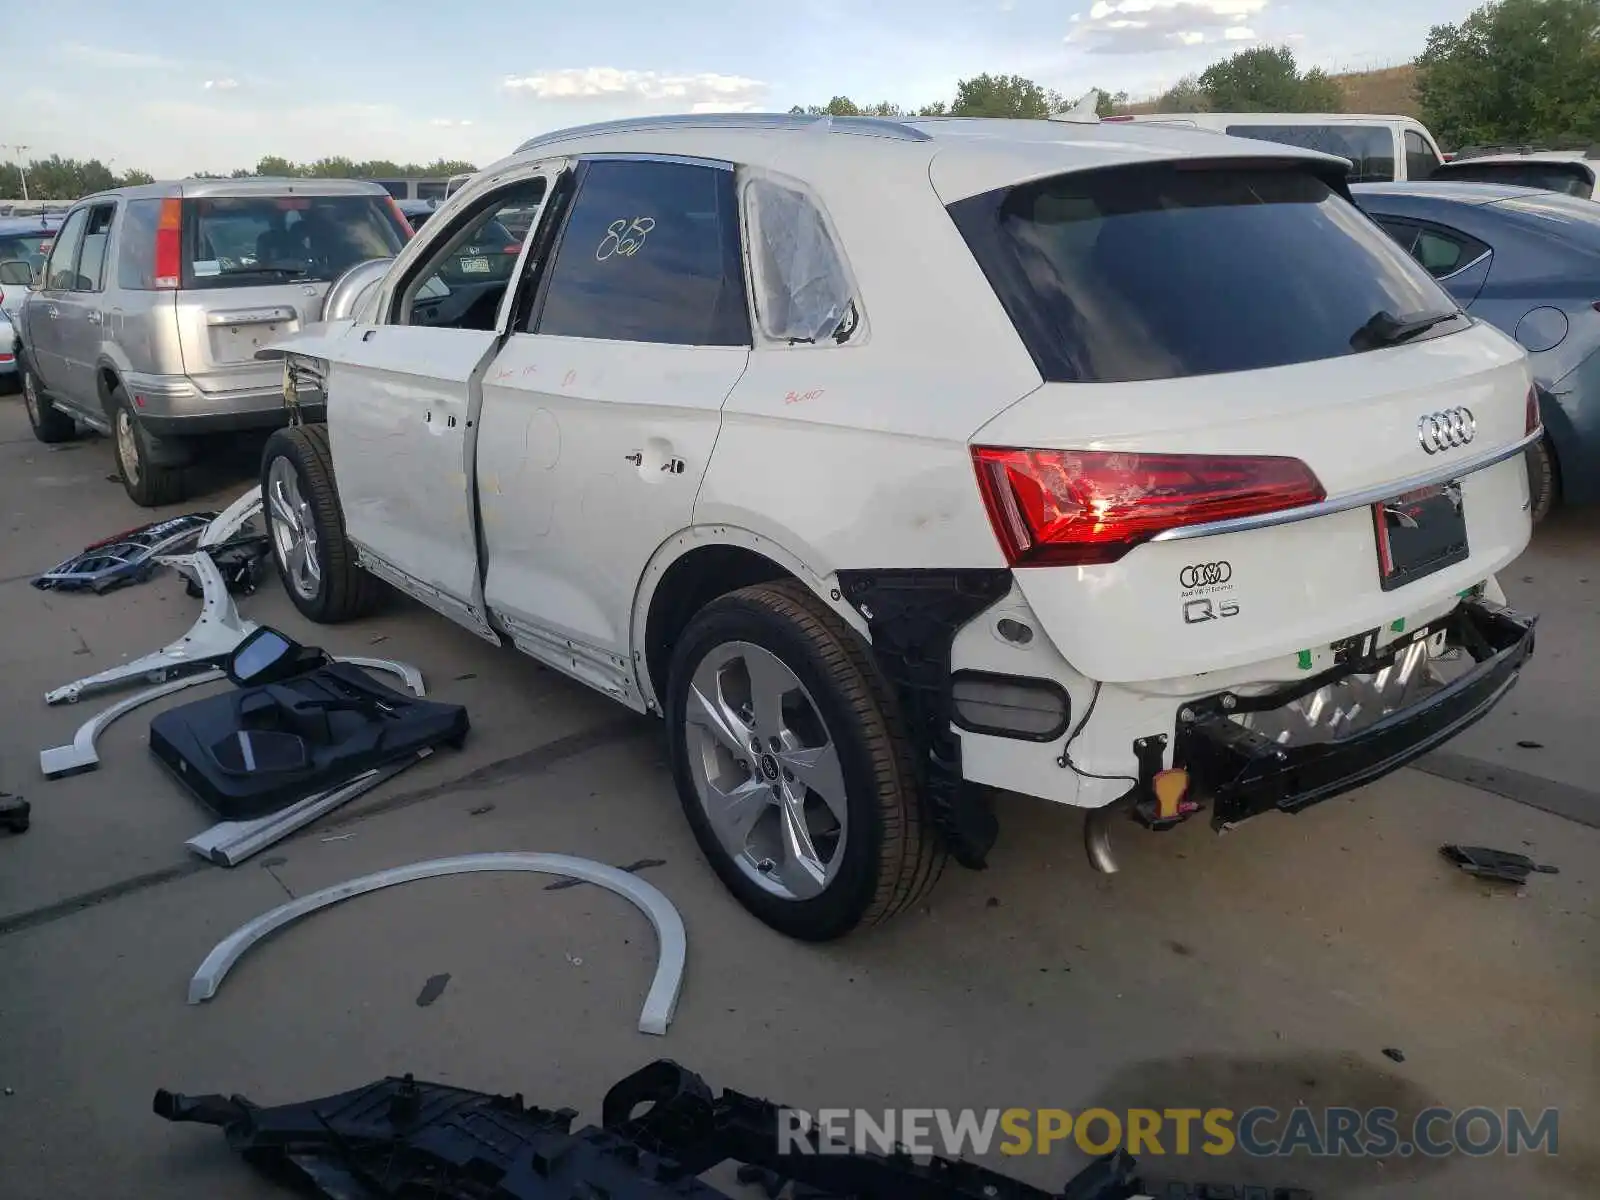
left=512, top=112, right=932, bottom=157
left=1451, top=141, right=1600, bottom=161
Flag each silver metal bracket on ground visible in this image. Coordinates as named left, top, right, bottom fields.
left=187, top=852, right=688, bottom=1036
left=45, top=553, right=256, bottom=706
left=199, top=486, right=264, bottom=549
left=39, top=670, right=226, bottom=779
left=184, top=752, right=429, bottom=866
left=40, top=656, right=427, bottom=778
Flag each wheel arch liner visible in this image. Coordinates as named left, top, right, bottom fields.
left=187, top=852, right=687, bottom=1036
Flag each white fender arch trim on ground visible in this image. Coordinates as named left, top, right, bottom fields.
left=187, top=852, right=688, bottom=1036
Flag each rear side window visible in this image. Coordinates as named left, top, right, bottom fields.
left=182, top=195, right=407, bottom=289
left=117, top=199, right=162, bottom=289
left=1404, top=131, right=1442, bottom=181
left=948, top=163, right=1461, bottom=384
left=416, top=181, right=448, bottom=202
left=1433, top=160, right=1595, bottom=199
left=74, top=204, right=116, bottom=292
left=533, top=158, right=749, bottom=346
left=1225, top=124, right=1396, bottom=182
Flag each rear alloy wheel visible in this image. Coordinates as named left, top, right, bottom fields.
left=261, top=424, right=377, bottom=623
left=1524, top=435, right=1558, bottom=524
left=110, top=385, right=187, bottom=507
left=666, top=580, right=944, bottom=941
left=21, top=361, right=76, bottom=444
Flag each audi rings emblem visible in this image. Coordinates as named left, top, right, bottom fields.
left=1417, top=407, right=1476, bottom=455
left=1179, top=561, right=1232, bottom=589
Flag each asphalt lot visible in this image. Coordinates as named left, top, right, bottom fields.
left=0, top=396, right=1595, bottom=1200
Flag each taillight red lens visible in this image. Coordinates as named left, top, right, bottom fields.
left=971, top=447, right=1327, bottom=567
left=154, top=197, right=183, bottom=289
left=1525, top=386, right=1541, bottom=436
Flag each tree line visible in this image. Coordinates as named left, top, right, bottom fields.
left=4, top=0, right=1596, bottom=200
left=0, top=156, right=478, bottom=202
left=792, top=0, right=1600, bottom=152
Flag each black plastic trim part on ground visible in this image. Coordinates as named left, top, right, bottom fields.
left=835, top=568, right=1013, bottom=869
left=154, top=1058, right=1316, bottom=1199
left=1176, top=599, right=1537, bottom=829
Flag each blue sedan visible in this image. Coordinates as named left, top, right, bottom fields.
left=1352, top=181, right=1600, bottom=521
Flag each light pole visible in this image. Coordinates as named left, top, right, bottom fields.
left=3, top=144, right=31, bottom=201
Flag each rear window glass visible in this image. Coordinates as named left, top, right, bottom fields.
left=0, top=231, right=55, bottom=277
left=432, top=217, right=523, bottom=285
left=182, top=195, right=406, bottom=289
left=948, top=164, right=1462, bottom=384
left=1433, top=160, right=1595, bottom=199
left=1225, top=124, right=1395, bottom=183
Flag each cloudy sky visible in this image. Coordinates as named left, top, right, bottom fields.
left=10, top=0, right=1481, bottom=177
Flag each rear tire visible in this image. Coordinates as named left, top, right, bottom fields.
left=110, top=385, right=187, bottom=507
left=1524, top=435, right=1558, bottom=524
left=21, top=360, right=76, bottom=444
left=665, top=579, right=945, bottom=942
left=261, top=423, right=377, bottom=623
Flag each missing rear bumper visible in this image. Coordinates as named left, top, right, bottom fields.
left=1176, top=599, right=1536, bottom=828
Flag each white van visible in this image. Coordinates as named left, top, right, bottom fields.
left=1102, top=113, right=1446, bottom=183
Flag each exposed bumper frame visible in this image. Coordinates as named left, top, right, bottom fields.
left=1176, top=598, right=1536, bottom=828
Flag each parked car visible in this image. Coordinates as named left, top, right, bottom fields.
left=1428, top=146, right=1599, bottom=197
left=395, top=198, right=435, bottom=231
left=1102, top=112, right=1446, bottom=182
left=0, top=215, right=63, bottom=391
left=1352, top=181, right=1600, bottom=522
left=16, top=179, right=411, bottom=505
left=256, top=112, right=1539, bottom=942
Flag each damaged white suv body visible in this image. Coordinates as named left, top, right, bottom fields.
left=258, top=112, right=1539, bottom=941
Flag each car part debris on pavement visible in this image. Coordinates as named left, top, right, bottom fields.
left=148, top=628, right=464, bottom=821
left=44, top=552, right=256, bottom=706
left=154, top=1059, right=1315, bottom=1198
left=32, top=511, right=215, bottom=594
left=186, top=852, right=687, bottom=1036
left=0, top=793, right=30, bottom=834
left=1440, top=844, right=1560, bottom=883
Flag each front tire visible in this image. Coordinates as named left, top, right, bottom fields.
left=111, top=385, right=187, bottom=507
left=1524, top=435, right=1558, bottom=524
left=21, top=360, right=76, bottom=444
left=665, top=580, right=945, bottom=941
left=261, top=424, right=377, bottom=623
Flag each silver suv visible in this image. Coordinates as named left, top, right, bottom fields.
left=16, top=178, right=411, bottom=505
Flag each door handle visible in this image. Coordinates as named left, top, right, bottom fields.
left=624, top=451, right=642, bottom=466
left=47, top=306, right=59, bottom=319
left=86, top=311, right=102, bottom=325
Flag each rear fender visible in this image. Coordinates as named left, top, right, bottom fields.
left=628, top=523, right=867, bottom=712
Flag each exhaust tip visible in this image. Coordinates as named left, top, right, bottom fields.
left=1084, top=805, right=1120, bottom=874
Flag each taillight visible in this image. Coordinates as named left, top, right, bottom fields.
left=154, top=197, right=183, bottom=289
left=1525, top=386, right=1542, bottom=436
left=386, top=197, right=415, bottom=238
left=971, top=447, right=1327, bottom=567
left=503, top=244, right=522, bottom=255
